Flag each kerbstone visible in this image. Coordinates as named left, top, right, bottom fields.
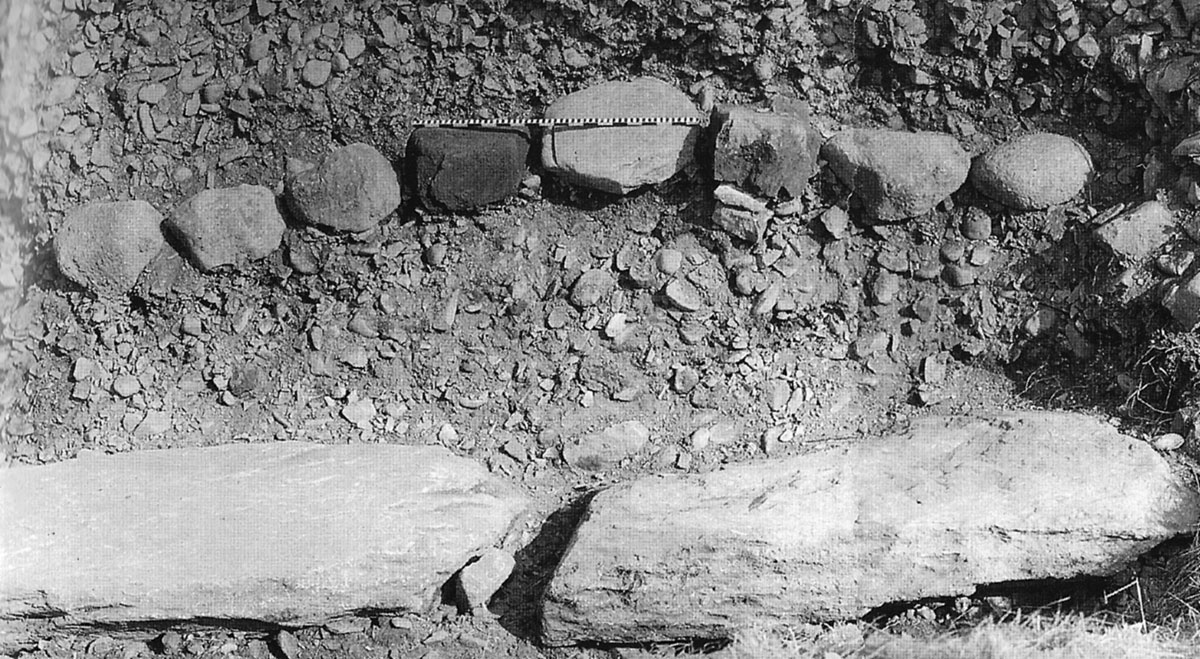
left=54, top=200, right=165, bottom=297
left=712, top=105, right=820, bottom=199
left=542, top=411, right=1200, bottom=645
left=167, top=184, right=285, bottom=271
left=0, top=443, right=528, bottom=641
left=407, top=128, right=530, bottom=211
left=540, top=78, right=702, bottom=194
left=286, top=143, right=401, bottom=232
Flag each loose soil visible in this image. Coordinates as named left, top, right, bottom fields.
left=4, top=0, right=1200, bottom=657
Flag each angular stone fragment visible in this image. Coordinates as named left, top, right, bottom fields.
left=970, top=133, right=1093, bottom=210
left=821, top=129, right=969, bottom=221
left=407, top=128, right=530, bottom=211
left=712, top=205, right=769, bottom=244
left=1094, top=200, right=1175, bottom=264
left=166, top=185, right=285, bottom=271
left=542, top=412, right=1199, bottom=645
left=541, top=78, right=702, bottom=194
left=1164, top=273, right=1200, bottom=328
left=454, top=549, right=516, bottom=612
left=712, top=104, right=820, bottom=198
left=286, top=143, right=401, bottom=232
left=561, top=420, right=650, bottom=471
left=54, top=200, right=165, bottom=297
left=0, top=443, right=528, bottom=644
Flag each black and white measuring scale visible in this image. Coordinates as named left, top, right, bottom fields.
left=413, top=116, right=709, bottom=129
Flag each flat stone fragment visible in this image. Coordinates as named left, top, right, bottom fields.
left=712, top=104, right=820, bottom=198
left=821, top=129, right=969, bottom=221
left=542, top=412, right=1200, bottom=645
left=407, top=128, right=530, bottom=211
left=1094, top=200, right=1175, bottom=264
left=0, top=443, right=528, bottom=647
left=166, top=185, right=285, bottom=271
left=541, top=77, right=702, bottom=194
left=54, top=200, right=165, bottom=297
left=286, top=143, right=401, bottom=232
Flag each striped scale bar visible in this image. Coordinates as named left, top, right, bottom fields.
left=413, top=116, right=708, bottom=128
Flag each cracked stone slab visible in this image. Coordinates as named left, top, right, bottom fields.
left=542, top=411, right=1200, bottom=645
left=0, top=442, right=527, bottom=648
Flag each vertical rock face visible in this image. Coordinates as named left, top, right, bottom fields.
left=407, top=128, right=530, bottom=211
left=712, top=104, right=820, bottom=199
left=166, top=184, right=285, bottom=271
left=54, top=200, right=165, bottom=297
left=821, top=129, right=970, bottom=221
left=0, top=443, right=528, bottom=643
left=286, top=143, right=402, bottom=232
left=542, top=412, right=1200, bottom=645
left=540, top=77, right=702, bottom=194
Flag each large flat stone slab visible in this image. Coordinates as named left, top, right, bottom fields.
left=1, top=443, right=527, bottom=639
left=542, top=412, right=1200, bottom=645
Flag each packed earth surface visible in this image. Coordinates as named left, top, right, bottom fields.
left=8, top=0, right=1200, bottom=657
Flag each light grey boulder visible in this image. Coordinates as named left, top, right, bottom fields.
left=541, top=78, right=702, bottom=194
left=1094, top=200, right=1175, bottom=264
left=821, top=129, right=969, bottom=221
left=286, top=143, right=401, bottom=232
left=54, top=200, right=165, bottom=297
left=167, top=184, right=285, bottom=271
left=971, top=133, right=1093, bottom=210
left=0, top=443, right=528, bottom=649
left=542, top=411, right=1199, bottom=645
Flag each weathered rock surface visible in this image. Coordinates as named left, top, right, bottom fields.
left=970, top=133, right=1092, bottom=210
left=286, top=143, right=401, bottom=232
left=54, top=200, right=165, bottom=297
left=407, top=128, right=530, bottom=211
left=166, top=185, right=285, bottom=271
left=821, top=129, right=969, bottom=221
left=1094, top=200, right=1175, bottom=263
left=561, top=420, right=650, bottom=470
left=0, top=443, right=528, bottom=642
left=712, top=104, right=820, bottom=198
left=542, top=412, right=1199, bottom=645
left=541, top=78, right=702, bottom=194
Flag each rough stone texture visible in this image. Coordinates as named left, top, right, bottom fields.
left=712, top=205, right=769, bottom=244
left=569, top=269, right=616, bottom=308
left=0, top=443, right=528, bottom=645
left=286, top=143, right=401, bottom=232
left=712, top=104, right=820, bottom=198
left=561, top=420, right=650, bottom=471
left=821, top=129, right=970, bottom=221
left=541, top=77, right=702, bottom=194
left=543, top=412, right=1200, bottom=645
left=1164, top=273, right=1200, bottom=328
left=54, top=200, right=165, bottom=297
left=970, top=133, right=1093, bottom=210
left=454, top=549, right=516, bottom=611
left=1094, top=200, right=1175, bottom=264
left=166, top=185, right=285, bottom=271
left=407, top=128, right=530, bottom=211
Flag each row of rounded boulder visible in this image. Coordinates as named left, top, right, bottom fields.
left=52, top=76, right=1095, bottom=298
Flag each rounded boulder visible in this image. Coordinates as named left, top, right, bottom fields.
left=821, top=129, right=969, bottom=221
left=286, top=143, right=401, bottom=232
left=970, top=133, right=1092, bottom=210
left=54, top=200, right=165, bottom=297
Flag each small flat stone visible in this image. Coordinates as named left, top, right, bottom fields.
left=570, top=269, right=615, bottom=308
left=302, top=59, right=332, bottom=87
left=341, top=397, right=377, bottom=429
left=561, top=420, right=650, bottom=471
left=712, top=205, right=769, bottom=244
left=655, top=249, right=683, bottom=275
left=713, top=185, right=768, bottom=214
left=247, top=33, right=271, bottom=62
left=138, top=82, right=168, bottom=105
left=454, top=549, right=516, bottom=612
left=0, top=444, right=528, bottom=638
left=664, top=279, right=703, bottom=312
left=1094, top=200, right=1175, bottom=264
left=343, top=32, right=366, bottom=60
left=71, top=52, right=96, bottom=77
left=112, top=374, right=141, bottom=398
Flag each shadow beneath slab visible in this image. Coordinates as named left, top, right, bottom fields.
left=490, top=489, right=597, bottom=643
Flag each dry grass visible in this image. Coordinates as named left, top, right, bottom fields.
left=711, top=614, right=1200, bottom=659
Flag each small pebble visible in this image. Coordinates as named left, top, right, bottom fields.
left=302, top=59, right=332, bottom=87
left=71, top=51, right=96, bottom=77
left=944, top=263, right=977, bottom=287
left=872, top=271, right=901, bottom=305
left=424, top=243, right=448, bottom=267
left=138, top=82, right=168, bottom=105
left=656, top=248, right=683, bottom=275
left=664, top=278, right=704, bottom=312
left=1153, top=433, right=1185, bottom=451
left=272, top=631, right=300, bottom=659
left=820, top=206, right=850, bottom=239
left=570, top=269, right=615, bottom=308
left=603, top=313, right=627, bottom=339
left=343, top=32, right=366, bottom=60
left=969, top=244, right=995, bottom=267
left=672, top=366, right=699, bottom=394
left=960, top=210, right=992, bottom=240
left=112, top=374, right=140, bottom=398
left=247, top=33, right=271, bottom=62
left=201, top=82, right=226, bottom=105
left=940, top=241, right=966, bottom=263
left=438, top=423, right=459, bottom=444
